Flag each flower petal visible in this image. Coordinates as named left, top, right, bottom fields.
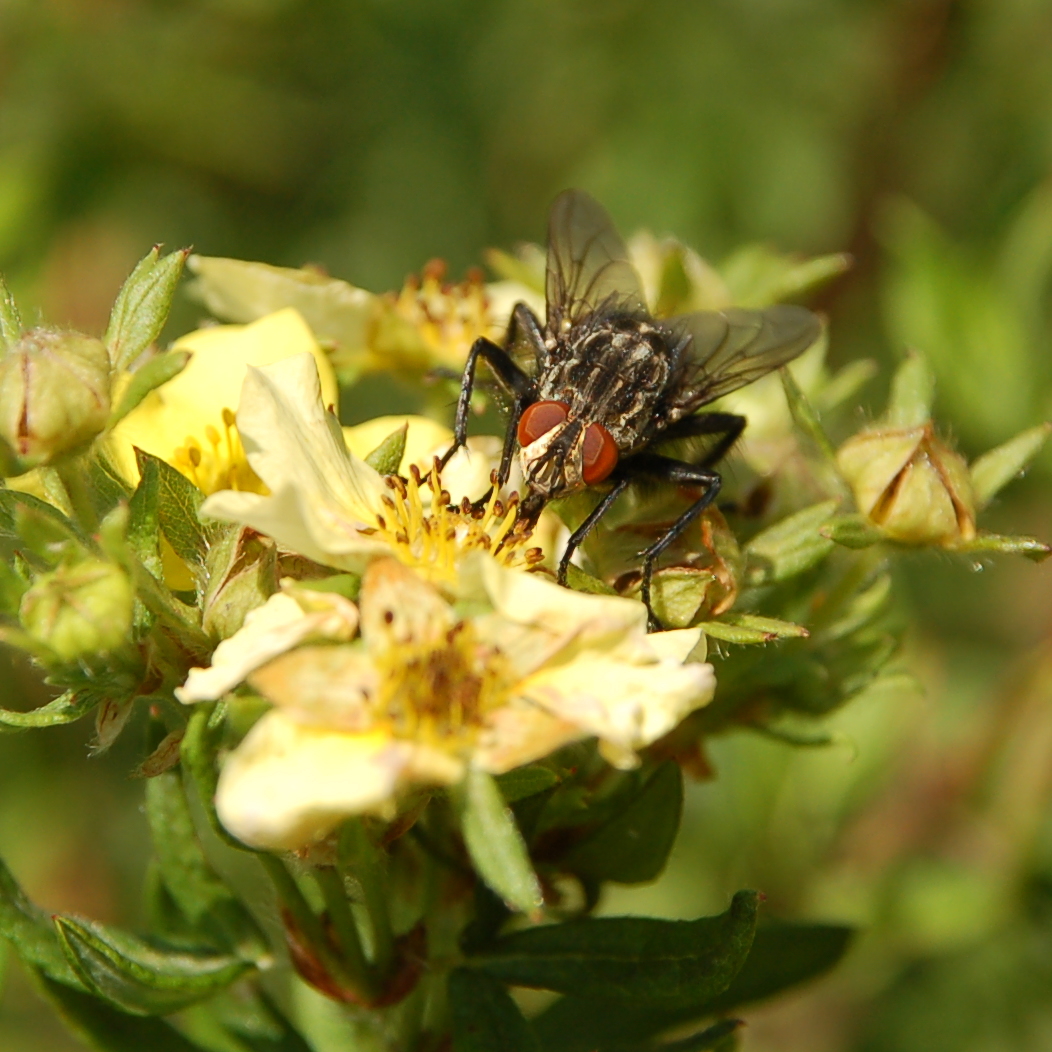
left=216, top=714, right=411, bottom=850
left=358, top=557, right=456, bottom=653
left=176, top=589, right=358, bottom=703
left=474, top=701, right=584, bottom=775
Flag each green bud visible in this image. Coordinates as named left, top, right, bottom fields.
left=837, top=424, right=976, bottom=546
left=0, top=328, right=111, bottom=470
left=19, top=558, right=133, bottom=661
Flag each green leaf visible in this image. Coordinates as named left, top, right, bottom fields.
left=449, top=970, right=540, bottom=1052
left=563, top=763, right=682, bottom=884
left=956, top=532, right=1052, bottom=562
left=198, top=987, right=315, bottom=1052
left=297, top=572, right=360, bottom=601
left=703, top=614, right=809, bottom=645
left=565, top=562, right=618, bottom=596
left=458, top=767, right=543, bottom=915
left=719, top=244, right=851, bottom=307
left=470, top=889, right=759, bottom=1008
left=110, top=351, right=191, bottom=427
left=704, top=922, right=853, bottom=1013
left=969, top=422, right=1051, bottom=508
left=0, top=688, right=100, bottom=733
left=0, top=854, right=84, bottom=988
left=27, top=966, right=212, bottom=1052
left=0, top=488, right=95, bottom=558
left=780, top=367, right=838, bottom=465
left=364, top=423, right=408, bottom=474
left=134, top=448, right=208, bottom=570
left=496, top=765, right=560, bottom=804
left=55, top=914, right=251, bottom=1016
left=106, top=247, right=190, bottom=371
left=0, top=272, right=22, bottom=348
left=146, top=769, right=270, bottom=963
left=743, top=500, right=838, bottom=586
left=820, top=514, right=886, bottom=549
left=607, top=1019, right=743, bottom=1052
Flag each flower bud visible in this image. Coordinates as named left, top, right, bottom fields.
left=0, top=328, right=111, bottom=470
left=19, top=558, right=133, bottom=661
left=836, top=424, right=976, bottom=546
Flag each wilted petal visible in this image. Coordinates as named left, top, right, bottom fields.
left=176, top=589, right=358, bottom=703
left=216, top=714, right=411, bottom=850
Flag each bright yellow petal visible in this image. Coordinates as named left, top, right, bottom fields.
left=215, top=714, right=411, bottom=850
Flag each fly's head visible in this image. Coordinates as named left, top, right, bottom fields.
left=516, top=400, right=619, bottom=503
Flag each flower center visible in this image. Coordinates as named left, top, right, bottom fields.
left=373, top=621, right=509, bottom=744
left=171, top=408, right=268, bottom=496
left=371, top=463, right=545, bottom=586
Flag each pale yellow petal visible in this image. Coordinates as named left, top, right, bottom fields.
left=176, top=590, right=358, bottom=703
left=473, top=701, right=583, bottom=775
left=215, top=714, right=411, bottom=850
left=358, top=557, right=455, bottom=653
left=646, top=627, right=706, bottom=664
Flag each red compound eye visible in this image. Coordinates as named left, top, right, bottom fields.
left=582, top=423, right=619, bottom=484
left=517, top=400, right=570, bottom=447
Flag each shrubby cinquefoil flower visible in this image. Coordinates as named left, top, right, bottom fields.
left=179, top=556, right=713, bottom=850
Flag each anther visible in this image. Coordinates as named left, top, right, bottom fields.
left=382, top=495, right=397, bottom=511
left=460, top=497, right=472, bottom=515
left=221, top=408, right=236, bottom=428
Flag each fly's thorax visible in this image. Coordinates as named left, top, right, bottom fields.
left=539, top=315, right=678, bottom=452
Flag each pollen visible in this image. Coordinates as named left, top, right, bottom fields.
left=171, top=407, right=268, bottom=496
left=368, top=460, right=541, bottom=587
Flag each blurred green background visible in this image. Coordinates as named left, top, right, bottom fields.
left=3, top=1, right=1052, bottom=1049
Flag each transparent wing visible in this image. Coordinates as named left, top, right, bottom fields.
left=671, top=304, right=822, bottom=409
left=546, top=189, right=647, bottom=330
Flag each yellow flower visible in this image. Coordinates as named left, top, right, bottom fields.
left=201, top=354, right=544, bottom=585
left=180, top=556, right=713, bottom=850
left=108, top=308, right=337, bottom=493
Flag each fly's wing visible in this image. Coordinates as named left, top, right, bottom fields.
left=671, top=304, right=822, bottom=410
left=546, top=189, right=647, bottom=331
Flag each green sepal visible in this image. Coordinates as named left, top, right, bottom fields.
left=969, top=422, right=1051, bottom=508
left=496, top=765, right=560, bottom=804
left=0, top=488, right=96, bottom=562
left=780, top=367, right=839, bottom=467
left=449, top=969, right=540, bottom=1052
left=54, top=914, right=251, bottom=1016
left=0, top=273, right=22, bottom=348
left=562, top=763, right=683, bottom=885
left=110, top=351, right=191, bottom=427
left=565, top=563, right=618, bottom=596
left=0, top=854, right=85, bottom=988
left=182, top=986, right=315, bottom=1052
left=955, top=532, right=1052, bottom=562
left=26, top=965, right=214, bottom=1052
left=0, top=687, right=100, bottom=733
left=132, top=448, right=209, bottom=573
left=884, top=352, right=935, bottom=429
left=364, top=423, right=408, bottom=475
left=469, top=889, right=758, bottom=1008
left=105, top=247, right=190, bottom=372
left=820, top=514, right=886, bottom=549
left=456, top=767, right=544, bottom=916
left=700, top=614, right=808, bottom=646
left=720, top=244, right=851, bottom=307
left=298, top=572, right=361, bottom=600
left=146, top=768, right=271, bottom=963
left=743, top=500, right=838, bottom=586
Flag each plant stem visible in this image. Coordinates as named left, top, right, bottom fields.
left=314, top=865, right=377, bottom=1001
left=340, top=820, right=396, bottom=980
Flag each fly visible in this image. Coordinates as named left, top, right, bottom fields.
left=440, top=189, right=821, bottom=628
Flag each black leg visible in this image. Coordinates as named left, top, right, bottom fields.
left=622, top=454, right=722, bottom=631
left=557, top=477, right=631, bottom=585
left=657, top=412, right=746, bottom=468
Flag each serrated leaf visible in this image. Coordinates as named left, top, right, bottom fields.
left=563, top=763, right=682, bottom=884
left=364, top=424, right=408, bottom=474
left=106, top=247, right=190, bottom=371
left=55, top=915, right=251, bottom=1016
left=969, top=422, right=1051, bottom=508
left=496, top=765, right=560, bottom=804
left=134, top=449, right=208, bottom=570
left=470, top=890, right=758, bottom=1008
left=743, top=500, right=838, bottom=586
left=449, top=970, right=540, bottom=1052
left=146, top=768, right=270, bottom=962
left=0, top=688, right=100, bottom=733
left=27, top=966, right=212, bottom=1052
left=458, top=767, right=543, bottom=915
left=0, top=855, right=84, bottom=988
left=110, top=351, right=191, bottom=427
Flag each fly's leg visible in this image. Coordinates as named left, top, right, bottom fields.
left=657, top=412, right=746, bottom=467
left=556, top=477, right=631, bottom=585
left=439, top=302, right=542, bottom=492
left=623, top=454, right=722, bottom=631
